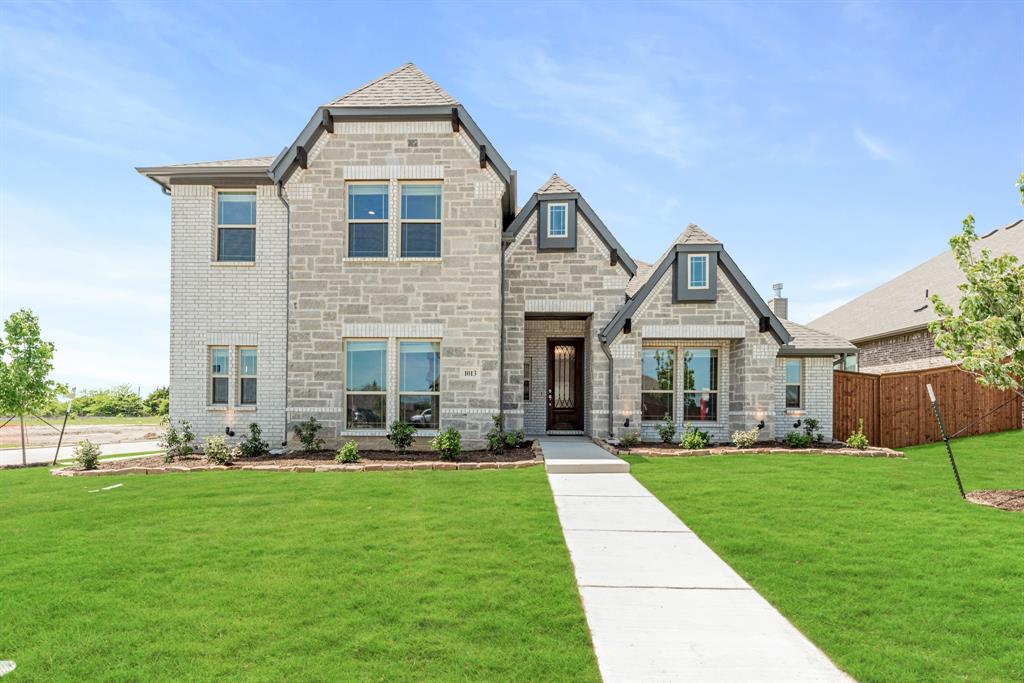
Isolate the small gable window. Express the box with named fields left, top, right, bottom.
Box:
left=688, top=254, right=709, bottom=289
left=547, top=203, right=568, bottom=238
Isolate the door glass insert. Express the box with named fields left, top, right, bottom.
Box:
left=552, top=344, right=577, bottom=409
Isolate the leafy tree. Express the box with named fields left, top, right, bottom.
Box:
left=0, top=309, right=60, bottom=464
left=929, top=176, right=1024, bottom=396
left=144, top=386, right=170, bottom=416
left=74, top=384, right=146, bottom=417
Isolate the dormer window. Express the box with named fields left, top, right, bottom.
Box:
left=547, top=203, right=568, bottom=238
left=688, top=254, right=709, bottom=289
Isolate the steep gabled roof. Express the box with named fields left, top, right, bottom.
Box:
left=537, top=173, right=576, bottom=194
left=809, top=219, right=1024, bottom=342
left=325, top=63, right=458, bottom=107
left=677, top=224, right=720, bottom=245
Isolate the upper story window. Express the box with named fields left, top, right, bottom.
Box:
left=347, top=184, right=388, bottom=258
left=683, top=348, right=718, bottom=421
left=238, top=348, right=257, bottom=406
left=345, top=340, right=387, bottom=429
left=785, top=359, right=802, bottom=409
left=641, top=348, right=674, bottom=421
left=210, top=347, right=229, bottom=405
left=401, top=184, right=442, bottom=258
left=688, top=254, right=709, bottom=289
left=216, top=191, right=256, bottom=262
left=547, top=203, right=568, bottom=238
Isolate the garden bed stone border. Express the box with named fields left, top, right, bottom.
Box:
left=50, top=442, right=545, bottom=477
left=595, top=439, right=903, bottom=459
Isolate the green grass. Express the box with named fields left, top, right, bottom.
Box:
left=627, top=429, right=1024, bottom=683
left=0, top=467, right=598, bottom=682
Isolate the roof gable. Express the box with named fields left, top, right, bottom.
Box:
left=537, top=173, right=577, bottom=194
left=325, top=63, right=458, bottom=107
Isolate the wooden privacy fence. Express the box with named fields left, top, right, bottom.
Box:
left=833, top=366, right=1022, bottom=449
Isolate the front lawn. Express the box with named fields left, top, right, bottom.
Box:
left=0, top=467, right=599, bottom=682
left=628, top=430, right=1024, bottom=683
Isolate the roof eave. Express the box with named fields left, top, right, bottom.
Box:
left=778, top=346, right=858, bottom=357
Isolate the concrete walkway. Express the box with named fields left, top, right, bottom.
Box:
left=542, top=439, right=848, bottom=682
left=540, top=436, right=629, bottom=473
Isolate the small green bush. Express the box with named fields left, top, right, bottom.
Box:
left=160, top=420, right=195, bottom=463
left=203, top=436, right=232, bottom=465
left=72, top=439, right=101, bottom=470
left=486, top=415, right=507, bottom=454
left=431, top=426, right=462, bottom=461
left=802, top=417, right=820, bottom=440
left=293, top=417, right=325, bottom=452
left=679, top=426, right=710, bottom=450
left=238, top=422, right=269, bottom=458
left=336, top=441, right=360, bottom=463
left=847, top=419, right=870, bottom=450
left=387, top=420, right=416, bottom=454
left=618, top=429, right=641, bottom=448
left=657, top=417, right=677, bottom=444
left=505, top=429, right=525, bottom=449
left=731, top=428, right=759, bottom=448
left=785, top=431, right=813, bottom=448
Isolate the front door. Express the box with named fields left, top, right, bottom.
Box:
left=547, top=338, right=584, bottom=431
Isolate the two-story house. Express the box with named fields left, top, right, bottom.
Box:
left=138, top=63, right=854, bottom=449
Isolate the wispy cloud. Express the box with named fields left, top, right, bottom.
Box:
left=854, top=126, right=900, bottom=162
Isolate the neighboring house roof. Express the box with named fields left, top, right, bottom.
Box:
left=504, top=175, right=639, bottom=277
left=325, top=63, right=458, bottom=107
left=778, top=319, right=858, bottom=357
left=809, top=219, right=1024, bottom=343
left=601, top=225, right=793, bottom=346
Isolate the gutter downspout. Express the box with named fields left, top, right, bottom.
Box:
left=599, top=335, right=614, bottom=437
left=498, top=226, right=507, bottom=428
left=276, top=179, right=291, bottom=448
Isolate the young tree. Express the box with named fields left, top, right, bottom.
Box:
left=0, top=309, right=60, bottom=464
left=929, top=176, right=1024, bottom=396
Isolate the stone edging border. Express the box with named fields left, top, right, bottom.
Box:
left=593, top=438, right=903, bottom=459
left=51, top=441, right=546, bottom=477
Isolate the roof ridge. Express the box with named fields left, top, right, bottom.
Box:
left=325, top=63, right=458, bottom=107
left=536, top=173, right=577, bottom=194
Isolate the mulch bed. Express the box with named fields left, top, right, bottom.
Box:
left=966, top=490, right=1024, bottom=512
left=611, top=442, right=903, bottom=458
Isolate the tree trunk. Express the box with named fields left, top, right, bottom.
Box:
left=19, top=414, right=26, bottom=466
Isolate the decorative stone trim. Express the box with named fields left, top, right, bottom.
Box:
left=207, top=332, right=259, bottom=345
left=601, top=442, right=904, bottom=458
left=525, top=299, right=594, bottom=313
left=640, top=324, right=745, bottom=339
left=51, top=459, right=543, bottom=477
left=339, top=323, right=444, bottom=338
left=342, top=165, right=445, bottom=180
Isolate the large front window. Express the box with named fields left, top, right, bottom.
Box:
left=641, top=348, right=674, bottom=421
left=399, top=341, right=440, bottom=428
left=345, top=341, right=387, bottom=429
left=216, top=191, right=256, bottom=262
left=682, top=348, right=718, bottom=421
left=401, top=184, right=442, bottom=257
left=347, top=184, right=388, bottom=257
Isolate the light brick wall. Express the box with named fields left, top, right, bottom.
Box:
left=503, top=210, right=630, bottom=437
left=773, top=356, right=834, bottom=440
left=857, top=329, right=942, bottom=370
left=168, top=184, right=288, bottom=445
left=284, top=120, right=503, bottom=449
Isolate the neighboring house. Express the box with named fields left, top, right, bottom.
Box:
left=138, top=63, right=852, bottom=448
left=810, top=220, right=1024, bottom=373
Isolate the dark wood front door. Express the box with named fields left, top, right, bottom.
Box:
left=547, top=338, right=584, bottom=431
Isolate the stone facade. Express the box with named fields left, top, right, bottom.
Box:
left=856, top=329, right=943, bottom=371
left=283, top=120, right=504, bottom=448
left=168, top=184, right=288, bottom=444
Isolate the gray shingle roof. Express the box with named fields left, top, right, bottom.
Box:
left=623, top=225, right=721, bottom=297
left=325, top=63, right=458, bottom=107
left=678, top=224, right=721, bottom=245
left=154, top=156, right=275, bottom=169
left=536, top=173, right=576, bottom=194
left=809, top=220, right=1024, bottom=342
left=779, top=319, right=857, bottom=355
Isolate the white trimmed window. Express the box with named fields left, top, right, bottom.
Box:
left=216, top=191, right=256, bottom=262
left=238, top=348, right=257, bottom=406
left=399, top=341, right=441, bottom=429
left=641, top=348, right=674, bottom=421
left=347, top=184, right=388, bottom=257
left=345, top=340, right=387, bottom=429
left=688, top=254, right=709, bottom=289
left=547, top=203, right=568, bottom=237
left=785, top=359, right=803, bottom=409
left=401, top=184, right=442, bottom=257
left=210, top=347, right=229, bottom=405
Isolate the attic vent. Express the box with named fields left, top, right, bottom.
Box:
left=407, top=138, right=419, bottom=147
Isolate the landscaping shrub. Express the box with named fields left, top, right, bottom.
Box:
left=238, top=422, right=269, bottom=458
left=802, top=417, right=820, bottom=440
left=486, top=414, right=508, bottom=454
left=618, top=429, right=641, bottom=448
left=160, top=420, right=195, bottom=463
left=72, top=439, right=101, bottom=470
left=203, top=436, right=232, bottom=465
left=505, top=429, right=526, bottom=449
left=336, top=441, right=360, bottom=463
left=731, top=428, right=759, bottom=448
left=657, top=417, right=677, bottom=444
left=386, top=420, right=416, bottom=454
left=431, top=426, right=462, bottom=461
left=785, top=431, right=813, bottom=448
left=847, top=419, right=870, bottom=450
left=293, top=417, right=324, bottom=452
left=679, top=426, right=710, bottom=450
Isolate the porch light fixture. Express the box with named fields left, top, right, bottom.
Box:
left=792, top=419, right=801, bottom=428
left=756, top=420, right=765, bottom=430
left=225, top=427, right=235, bottom=437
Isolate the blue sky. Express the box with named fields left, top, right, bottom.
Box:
left=1, top=1, right=1021, bottom=393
